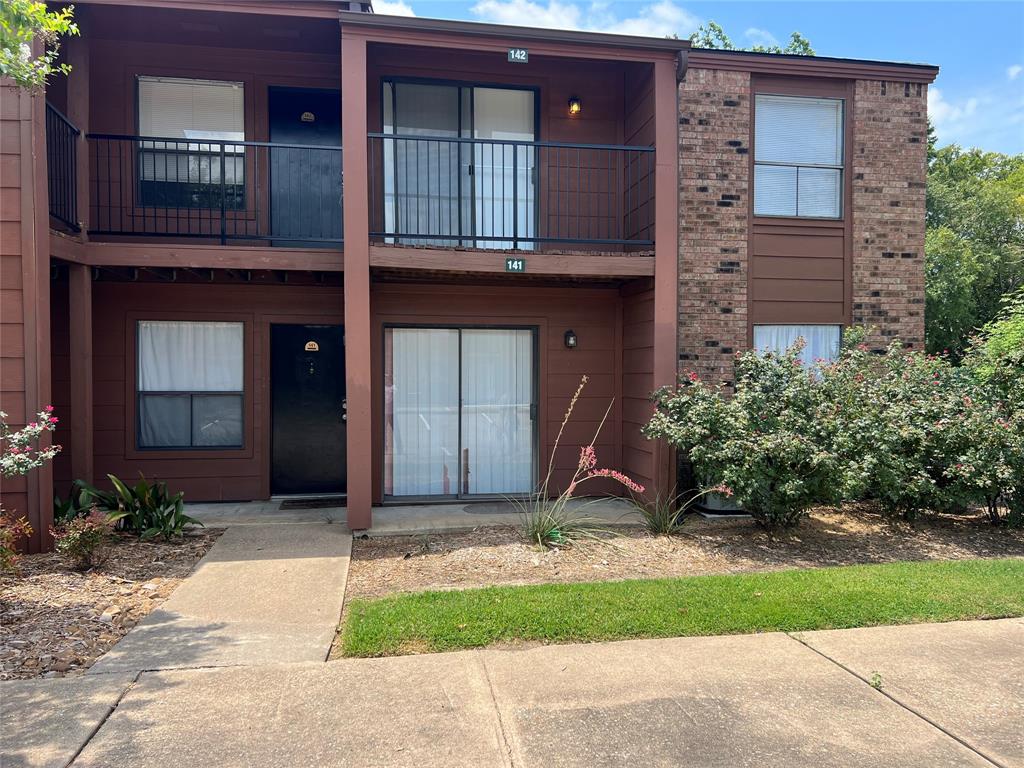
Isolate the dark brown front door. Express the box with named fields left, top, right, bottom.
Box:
left=271, top=324, right=346, bottom=495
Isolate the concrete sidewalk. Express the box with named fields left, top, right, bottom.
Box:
left=87, top=523, right=352, bottom=674
left=5, top=618, right=1018, bottom=768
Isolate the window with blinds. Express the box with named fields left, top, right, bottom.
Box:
left=137, top=77, right=245, bottom=209
left=754, top=94, right=844, bottom=218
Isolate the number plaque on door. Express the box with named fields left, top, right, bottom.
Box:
left=505, top=257, right=526, bottom=273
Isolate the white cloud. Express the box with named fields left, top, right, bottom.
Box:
left=373, top=0, right=416, bottom=16
left=470, top=0, right=700, bottom=38
left=1008, top=64, right=1023, bottom=81
left=928, top=87, right=979, bottom=128
left=744, top=27, right=778, bottom=49
left=929, top=84, right=1024, bottom=154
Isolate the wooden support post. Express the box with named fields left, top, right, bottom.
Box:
left=652, top=57, right=680, bottom=497
left=340, top=30, right=373, bottom=530
left=68, top=263, right=93, bottom=484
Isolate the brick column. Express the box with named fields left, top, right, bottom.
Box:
left=677, top=68, right=751, bottom=386
left=852, top=80, right=929, bottom=351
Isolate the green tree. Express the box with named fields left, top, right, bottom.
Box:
left=0, top=0, right=77, bottom=89
left=689, top=21, right=815, bottom=55
left=925, top=146, right=1024, bottom=358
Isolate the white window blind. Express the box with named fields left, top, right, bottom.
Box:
left=754, top=325, right=842, bottom=365
left=138, top=76, right=244, bottom=142
left=754, top=94, right=843, bottom=218
left=137, top=321, right=244, bottom=448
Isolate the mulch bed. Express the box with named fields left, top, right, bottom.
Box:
left=344, top=505, right=1024, bottom=603
left=0, top=529, right=221, bottom=679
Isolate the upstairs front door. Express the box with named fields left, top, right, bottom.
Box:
left=268, top=87, right=342, bottom=245
left=271, top=324, right=346, bottom=495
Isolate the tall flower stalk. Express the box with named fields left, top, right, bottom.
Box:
left=518, top=376, right=644, bottom=547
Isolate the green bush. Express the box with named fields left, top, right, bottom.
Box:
left=646, top=328, right=1023, bottom=528
left=0, top=511, right=32, bottom=573
left=105, top=473, right=202, bottom=540
left=50, top=508, right=115, bottom=570
left=645, top=343, right=841, bottom=529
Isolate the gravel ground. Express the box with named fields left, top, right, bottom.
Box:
left=0, top=529, right=221, bottom=679
left=344, top=505, right=1024, bottom=602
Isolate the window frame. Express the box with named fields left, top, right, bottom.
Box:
left=135, top=75, right=247, bottom=212
left=752, top=90, right=847, bottom=221
left=131, top=317, right=250, bottom=454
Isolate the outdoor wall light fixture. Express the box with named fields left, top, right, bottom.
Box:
left=567, top=96, right=582, bottom=116
left=564, top=329, right=578, bottom=349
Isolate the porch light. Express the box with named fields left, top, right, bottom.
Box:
left=567, top=96, right=582, bottom=116
left=564, top=329, right=578, bottom=349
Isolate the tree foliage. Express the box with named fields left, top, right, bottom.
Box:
left=0, top=0, right=77, bottom=90
left=689, top=21, right=815, bottom=55
left=925, top=145, right=1024, bottom=358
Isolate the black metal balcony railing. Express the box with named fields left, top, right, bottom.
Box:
left=368, top=134, right=654, bottom=250
left=45, top=104, right=80, bottom=231
left=86, top=134, right=343, bottom=245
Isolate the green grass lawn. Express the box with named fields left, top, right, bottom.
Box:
left=340, top=557, right=1024, bottom=657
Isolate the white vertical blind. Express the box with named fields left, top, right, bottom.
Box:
left=461, top=329, right=533, bottom=494
left=386, top=328, right=460, bottom=496
left=138, top=76, right=244, bottom=141
left=753, top=325, right=842, bottom=364
left=754, top=94, right=843, bottom=218
left=138, top=321, right=243, bottom=392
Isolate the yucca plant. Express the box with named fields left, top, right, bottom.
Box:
left=516, top=375, right=644, bottom=548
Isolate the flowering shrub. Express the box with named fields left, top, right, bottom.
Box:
left=646, top=327, right=1024, bottom=528
left=51, top=507, right=116, bottom=570
left=0, top=511, right=33, bottom=573
left=1, top=407, right=61, bottom=477
left=517, top=375, right=644, bottom=547
left=645, top=342, right=840, bottom=529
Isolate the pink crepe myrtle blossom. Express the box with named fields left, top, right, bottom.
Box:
left=1, top=408, right=62, bottom=478
left=688, top=371, right=699, bottom=383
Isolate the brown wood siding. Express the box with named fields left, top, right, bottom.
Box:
left=619, top=280, right=655, bottom=494
left=83, top=282, right=343, bottom=500
left=368, top=283, right=627, bottom=503
left=747, top=76, right=853, bottom=337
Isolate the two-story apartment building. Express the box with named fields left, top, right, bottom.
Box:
left=0, top=0, right=937, bottom=550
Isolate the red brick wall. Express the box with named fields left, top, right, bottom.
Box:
left=677, top=68, right=751, bottom=385
left=851, top=79, right=929, bottom=351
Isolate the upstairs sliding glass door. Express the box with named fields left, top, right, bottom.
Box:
left=384, top=327, right=536, bottom=498
left=382, top=80, right=536, bottom=249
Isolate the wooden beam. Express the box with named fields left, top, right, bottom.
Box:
left=368, top=245, right=655, bottom=278
left=68, top=263, right=94, bottom=484
left=51, top=241, right=344, bottom=272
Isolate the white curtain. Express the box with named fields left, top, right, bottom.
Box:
left=138, top=321, right=244, bottom=392
left=754, top=94, right=843, bottom=218
left=386, top=329, right=460, bottom=496
left=461, top=329, right=533, bottom=494
left=138, top=76, right=244, bottom=142
left=753, top=325, right=841, bottom=365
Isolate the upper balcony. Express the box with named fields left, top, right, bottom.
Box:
left=43, top=2, right=679, bottom=274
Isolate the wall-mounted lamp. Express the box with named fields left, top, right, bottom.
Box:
left=567, top=96, right=582, bottom=116
left=564, top=329, right=578, bottom=349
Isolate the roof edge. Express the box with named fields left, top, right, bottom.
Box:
left=339, top=11, right=691, bottom=54
left=688, top=48, right=939, bottom=83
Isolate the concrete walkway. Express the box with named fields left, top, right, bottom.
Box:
left=186, top=498, right=641, bottom=534
left=3, top=618, right=1019, bottom=768
left=87, top=523, right=352, bottom=674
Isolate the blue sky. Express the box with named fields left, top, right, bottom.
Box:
left=372, top=0, right=1024, bottom=154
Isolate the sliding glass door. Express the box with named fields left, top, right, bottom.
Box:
left=384, top=327, right=536, bottom=498
left=382, top=80, right=536, bottom=249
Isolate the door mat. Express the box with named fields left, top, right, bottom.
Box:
left=278, top=497, right=346, bottom=510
